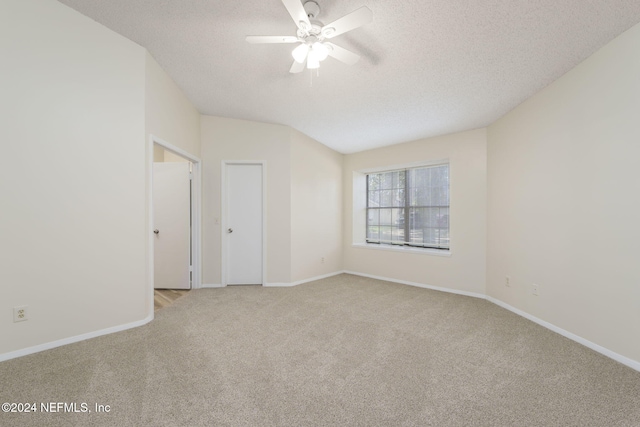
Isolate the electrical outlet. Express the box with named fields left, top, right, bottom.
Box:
left=13, top=306, right=28, bottom=322
left=532, top=284, right=539, bottom=296
left=505, top=276, right=511, bottom=287
left=321, top=257, right=325, bottom=264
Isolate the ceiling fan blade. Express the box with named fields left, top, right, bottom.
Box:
left=246, top=36, right=299, bottom=44
left=289, top=60, right=305, bottom=73
left=281, top=0, right=311, bottom=32
left=325, top=42, right=360, bottom=66
left=321, top=6, right=373, bottom=39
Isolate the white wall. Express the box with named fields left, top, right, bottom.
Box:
left=290, top=129, right=343, bottom=282
left=201, top=116, right=292, bottom=285
left=487, top=23, right=640, bottom=364
left=343, top=129, right=487, bottom=294
left=0, top=0, right=147, bottom=356
left=145, top=52, right=201, bottom=157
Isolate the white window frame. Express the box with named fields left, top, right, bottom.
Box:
left=352, top=159, right=452, bottom=257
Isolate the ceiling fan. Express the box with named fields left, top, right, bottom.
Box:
left=246, top=0, right=373, bottom=73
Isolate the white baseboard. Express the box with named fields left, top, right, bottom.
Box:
left=0, top=313, right=154, bottom=363
left=204, top=272, right=346, bottom=288
left=4, top=274, right=638, bottom=373
left=201, top=283, right=225, bottom=288
left=343, top=270, right=486, bottom=299
left=343, top=271, right=639, bottom=372
left=485, top=296, right=640, bottom=372
left=265, top=271, right=346, bottom=287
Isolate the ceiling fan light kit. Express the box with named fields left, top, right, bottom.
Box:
left=246, top=0, right=373, bottom=74
left=292, top=43, right=310, bottom=63
left=312, top=42, right=329, bottom=60
left=307, top=53, right=320, bottom=69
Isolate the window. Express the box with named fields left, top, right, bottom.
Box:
left=366, top=164, right=449, bottom=250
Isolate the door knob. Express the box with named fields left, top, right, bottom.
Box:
left=153, top=229, right=159, bottom=234
left=228, top=228, right=233, bottom=233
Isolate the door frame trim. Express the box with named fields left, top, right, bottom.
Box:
left=221, top=160, right=267, bottom=286
left=148, top=135, right=202, bottom=317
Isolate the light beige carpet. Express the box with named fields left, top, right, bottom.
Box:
left=1, top=274, right=639, bottom=426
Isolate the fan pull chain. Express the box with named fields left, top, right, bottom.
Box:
left=308, top=68, right=321, bottom=87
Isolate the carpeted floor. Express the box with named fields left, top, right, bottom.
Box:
left=1, top=273, right=639, bottom=426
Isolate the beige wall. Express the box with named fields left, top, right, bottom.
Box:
left=145, top=52, right=200, bottom=157
left=343, top=129, right=487, bottom=295
left=0, top=0, right=147, bottom=356
left=200, top=118, right=344, bottom=286
left=163, top=151, right=190, bottom=163
left=487, top=23, right=640, bottom=363
left=153, top=144, right=165, bottom=162
left=201, top=116, right=292, bottom=285
left=153, top=148, right=191, bottom=163
left=290, top=129, right=344, bottom=282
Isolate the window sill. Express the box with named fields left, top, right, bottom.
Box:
left=351, top=243, right=452, bottom=257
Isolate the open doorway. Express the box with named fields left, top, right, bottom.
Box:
left=148, top=136, right=201, bottom=314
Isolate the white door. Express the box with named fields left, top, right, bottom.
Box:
left=227, top=164, right=263, bottom=285
left=153, top=162, right=191, bottom=289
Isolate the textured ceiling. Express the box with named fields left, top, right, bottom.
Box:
left=57, top=0, right=640, bottom=153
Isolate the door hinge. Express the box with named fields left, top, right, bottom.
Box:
left=189, top=265, right=193, bottom=272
